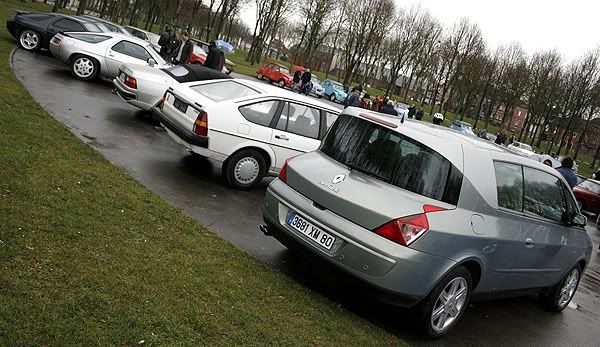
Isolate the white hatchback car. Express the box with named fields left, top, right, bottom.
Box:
left=152, top=79, right=340, bottom=189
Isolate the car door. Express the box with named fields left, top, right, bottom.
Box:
left=514, top=166, right=571, bottom=287
left=270, top=101, right=324, bottom=170
left=48, top=18, right=85, bottom=39
left=105, top=40, right=153, bottom=76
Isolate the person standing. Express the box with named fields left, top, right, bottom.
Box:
left=415, top=108, right=424, bottom=120
left=407, top=104, right=416, bottom=119
left=556, top=157, right=577, bottom=188
left=292, top=69, right=302, bottom=92
left=360, top=93, right=371, bottom=109
left=173, top=32, right=193, bottom=65
left=158, top=25, right=177, bottom=62
left=204, top=40, right=225, bottom=71
left=593, top=168, right=600, bottom=180
left=344, top=86, right=361, bottom=108
left=301, top=69, right=312, bottom=95
left=380, top=100, right=399, bottom=116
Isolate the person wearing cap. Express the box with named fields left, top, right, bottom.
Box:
left=344, top=85, right=362, bottom=108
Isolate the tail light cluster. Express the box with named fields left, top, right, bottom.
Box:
left=123, top=75, right=137, bottom=89
left=193, top=111, right=208, bottom=136
left=373, top=204, right=446, bottom=246
left=51, top=36, right=62, bottom=45
left=278, top=159, right=290, bottom=182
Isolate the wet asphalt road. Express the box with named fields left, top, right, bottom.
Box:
left=12, top=48, right=600, bottom=346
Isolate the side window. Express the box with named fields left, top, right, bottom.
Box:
left=523, top=167, right=566, bottom=223
left=325, top=112, right=338, bottom=129
left=276, top=102, right=321, bottom=139
left=494, top=162, right=523, bottom=211
left=563, top=184, right=579, bottom=216
left=53, top=18, right=85, bottom=32
left=111, top=41, right=151, bottom=61
left=239, top=100, right=279, bottom=127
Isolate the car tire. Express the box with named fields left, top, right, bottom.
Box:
left=278, top=79, right=285, bottom=88
left=541, top=264, right=581, bottom=312
left=257, top=73, right=263, bottom=80
left=70, top=55, right=99, bottom=81
left=418, top=266, right=472, bottom=338
left=223, top=149, right=266, bottom=190
left=19, top=29, right=41, bottom=51
left=329, top=94, right=336, bottom=102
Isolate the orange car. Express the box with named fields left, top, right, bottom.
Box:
left=256, top=63, right=292, bottom=88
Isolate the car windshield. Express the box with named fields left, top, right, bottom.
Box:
left=332, top=82, right=343, bottom=90
left=149, top=46, right=167, bottom=65
left=520, top=143, right=533, bottom=151
left=320, top=115, right=463, bottom=205
left=82, top=22, right=103, bottom=32
left=68, top=33, right=111, bottom=43
left=193, top=46, right=206, bottom=56
left=280, top=66, right=290, bottom=75
left=189, top=80, right=260, bottom=102
left=578, top=180, right=600, bottom=193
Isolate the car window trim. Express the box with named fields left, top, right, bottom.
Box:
left=236, top=99, right=282, bottom=128
left=277, top=101, right=322, bottom=140
left=111, top=40, right=150, bottom=61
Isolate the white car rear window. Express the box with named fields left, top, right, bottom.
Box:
left=189, top=81, right=260, bottom=102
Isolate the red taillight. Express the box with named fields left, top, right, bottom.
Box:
left=279, top=159, right=290, bottom=182
left=124, top=76, right=137, bottom=89
left=193, top=111, right=208, bottom=136
left=52, top=36, right=62, bottom=45
left=373, top=205, right=446, bottom=246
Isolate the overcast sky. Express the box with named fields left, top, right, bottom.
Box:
left=239, top=0, right=599, bottom=61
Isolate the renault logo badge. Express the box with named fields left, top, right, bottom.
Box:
left=332, top=174, right=346, bottom=184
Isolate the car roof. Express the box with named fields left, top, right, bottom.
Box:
left=341, top=107, right=555, bottom=174
left=233, top=79, right=340, bottom=112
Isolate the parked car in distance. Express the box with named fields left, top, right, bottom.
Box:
left=113, top=63, right=231, bottom=111
left=188, top=45, right=230, bottom=74
left=261, top=108, right=592, bottom=337
left=50, top=32, right=169, bottom=80
left=321, top=79, right=347, bottom=103
left=309, top=75, right=323, bottom=98
left=256, top=63, right=292, bottom=88
left=79, top=15, right=133, bottom=37
left=7, top=11, right=104, bottom=51
left=450, top=120, right=476, bottom=136
left=573, top=179, right=600, bottom=214
left=124, top=25, right=160, bottom=49
left=507, top=141, right=537, bottom=159
left=152, top=79, right=339, bottom=189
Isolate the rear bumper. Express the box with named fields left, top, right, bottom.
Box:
left=151, top=107, right=208, bottom=148
left=262, top=180, right=457, bottom=307
left=112, top=77, right=156, bottom=111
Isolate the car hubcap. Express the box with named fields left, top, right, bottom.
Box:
left=330, top=94, right=335, bottom=101
left=431, top=277, right=468, bottom=333
left=74, top=58, right=94, bottom=78
left=234, top=157, right=259, bottom=184
left=559, top=269, right=579, bottom=307
left=20, top=32, right=38, bottom=49
left=257, top=74, right=262, bottom=79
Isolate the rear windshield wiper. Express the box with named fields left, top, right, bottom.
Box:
left=346, top=162, right=390, bottom=183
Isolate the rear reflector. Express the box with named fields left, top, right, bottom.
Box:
left=279, top=159, right=290, bottom=182
left=52, top=37, right=62, bottom=45
left=373, top=205, right=446, bottom=246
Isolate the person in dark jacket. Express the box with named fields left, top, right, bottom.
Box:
left=380, top=100, right=399, bottom=116
left=158, top=26, right=178, bottom=62
left=556, top=157, right=577, bottom=188
left=344, top=86, right=361, bottom=108
left=292, top=69, right=302, bottom=92
left=173, top=32, right=193, bottom=65
left=204, top=40, right=225, bottom=71
left=407, top=104, right=416, bottom=119
left=301, top=69, right=312, bottom=95
left=415, top=108, right=424, bottom=120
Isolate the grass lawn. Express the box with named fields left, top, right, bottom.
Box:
left=0, top=1, right=406, bottom=345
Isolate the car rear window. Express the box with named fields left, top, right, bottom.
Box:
left=320, top=115, right=463, bottom=205
left=24, top=14, right=51, bottom=21
left=189, top=81, right=260, bottom=102
left=67, top=33, right=110, bottom=43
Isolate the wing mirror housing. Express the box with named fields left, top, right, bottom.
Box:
left=566, top=212, right=587, bottom=227
left=147, top=58, right=156, bottom=67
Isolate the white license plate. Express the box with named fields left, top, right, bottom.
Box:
left=287, top=212, right=336, bottom=250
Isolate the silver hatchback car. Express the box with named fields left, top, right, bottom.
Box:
left=261, top=108, right=592, bottom=337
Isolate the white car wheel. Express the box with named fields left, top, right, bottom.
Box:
left=19, top=30, right=40, bottom=51
left=71, top=56, right=98, bottom=81
left=329, top=94, right=336, bottom=102
left=257, top=73, right=263, bottom=80
left=278, top=80, right=285, bottom=88
left=224, top=149, right=266, bottom=190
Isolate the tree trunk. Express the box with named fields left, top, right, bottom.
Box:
left=591, top=143, right=600, bottom=169
left=574, top=108, right=595, bottom=160
left=76, top=0, right=87, bottom=15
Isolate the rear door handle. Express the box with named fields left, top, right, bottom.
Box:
left=275, top=134, right=289, bottom=141
left=525, top=238, right=535, bottom=248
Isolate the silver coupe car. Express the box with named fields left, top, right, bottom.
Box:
left=113, top=63, right=231, bottom=111
left=49, top=32, right=169, bottom=81
left=261, top=107, right=592, bottom=337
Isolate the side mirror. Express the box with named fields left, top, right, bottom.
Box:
left=147, top=58, right=156, bottom=67
left=571, top=213, right=587, bottom=227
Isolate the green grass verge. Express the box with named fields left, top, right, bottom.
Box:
left=0, top=1, right=405, bottom=345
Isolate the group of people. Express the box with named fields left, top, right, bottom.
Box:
left=157, top=26, right=224, bottom=71
left=291, top=69, right=313, bottom=95
left=493, top=132, right=515, bottom=146
left=342, top=85, right=402, bottom=117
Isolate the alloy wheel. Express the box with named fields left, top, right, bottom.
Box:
left=234, top=157, right=260, bottom=184
left=20, top=31, right=39, bottom=50
left=430, top=277, right=468, bottom=333
left=558, top=268, right=579, bottom=308
left=73, top=57, right=95, bottom=78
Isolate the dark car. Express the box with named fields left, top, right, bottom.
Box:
left=573, top=179, right=600, bottom=214
left=6, top=11, right=103, bottom=51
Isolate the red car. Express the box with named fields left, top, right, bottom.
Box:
left=573, top=179, right=600, bottom=214
left=256, top=63, right=292, bottom=88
